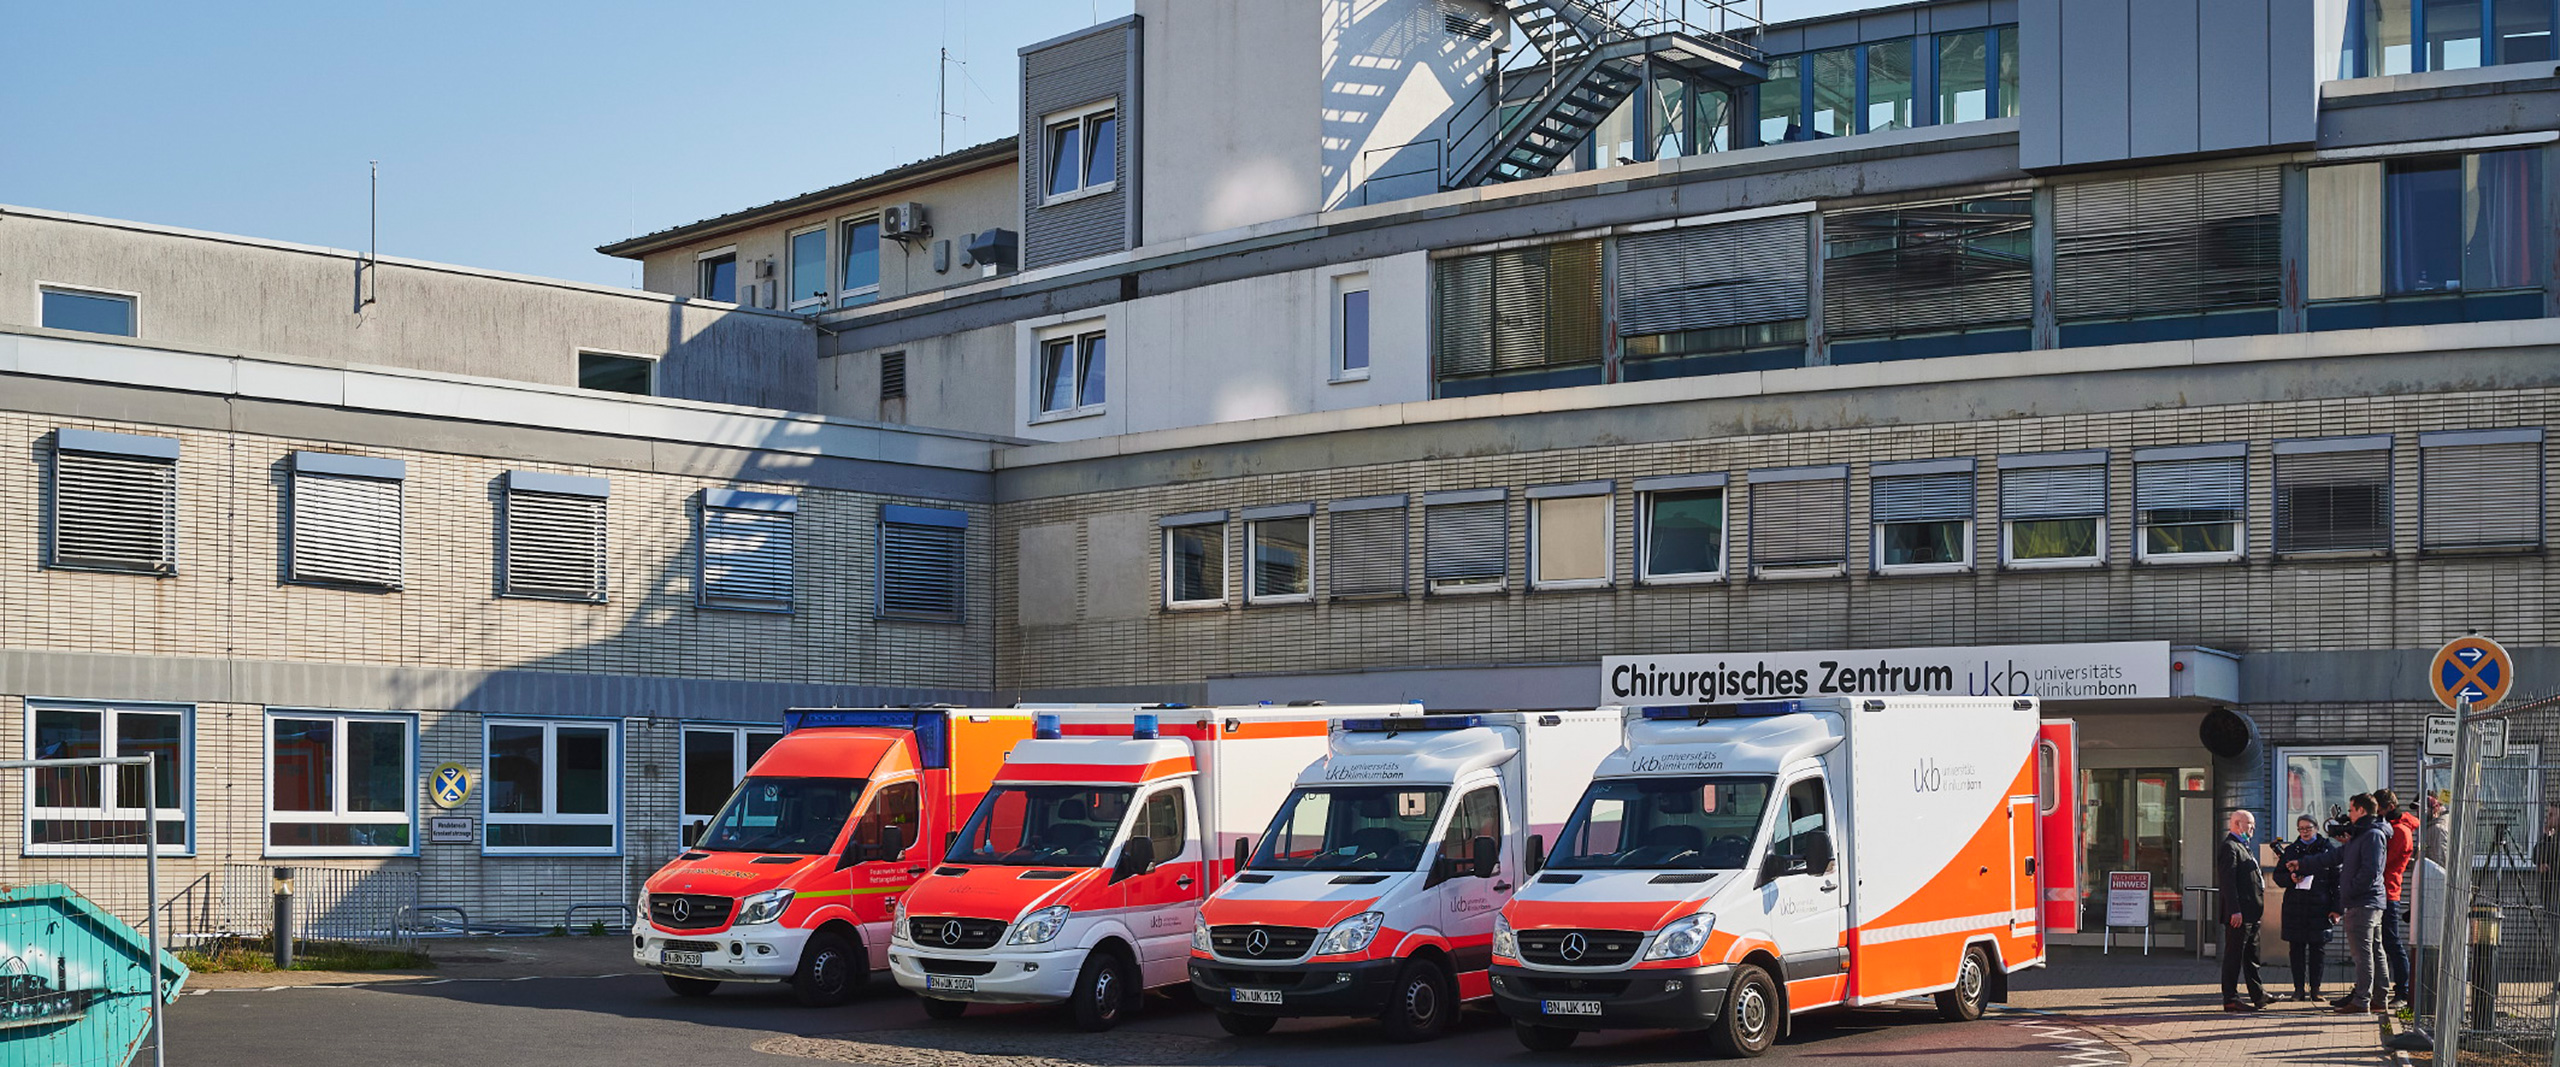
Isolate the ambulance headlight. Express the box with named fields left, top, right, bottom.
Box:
left=1008, top=904, right=1072, bottom=945
left=1313, top=911, right=1385, bottom=955
left=634, top=888, right=649, bottom=930
left=1644, top=913, right=1716, bottom=961
left=891, top=896, right=910, bottom=941
left=736, top=888, right=794, bottom=926
left=1192, top=917, right=1212, bottom=953
left=1493, top=913, right=1518, bottom=959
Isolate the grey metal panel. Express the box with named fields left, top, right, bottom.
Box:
left=1860, top=10, right=1918, bottom=38
left=1924, top=1, right=1993, bottom=31
left=1749, top=464, right=1848, bottom=484
left=882, top=503, right=969, bottom=528
left=2016, top=0, right=2065, bottom=169
left=2266, top=0, right=2317, bottom=147
left=2275, top=434, right=2392, bottom=455
left=1239, top=502, right=1314, bottom=521
left=2058, top=0, right=2131, bottom=166
left=1871, top=457, right=1976, bottom=478
left=1422, top=487, right=1506, bottom=506
left=1526, top=480, right=1612, bottom=500
left=2421, top=427, right=2545, bottom=448
left=1330, top=494, right=1408, bottom=513
left=2127, top=0, right=2201, bottom=159
left=1158, top=509, right=1229, bottom=527
left=56, top=427, right=179, bottom=460
left=702, top=487, right=797, bottom=512
left=1990, top=0, right=2020, bottom=20
left=1631, top=473, right=1727, bottom=493
left=2133, top=442, right=2248, bottom=463
left=508, top=470, right=610, bottom=498
left=1802, top=19, right=1860, bottom=49
left=1999, top=448, right=2109, bottom=469
left=291, top=451, right=405, bottom=481
left=1760, top=26, right=1803, bottom=53
left=1022, top=21, right=1134, bottom=270
left=2196, top=0, right=2272, bottom=153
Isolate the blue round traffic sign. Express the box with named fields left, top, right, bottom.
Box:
left=2432, top=635, right=2514, bottom=711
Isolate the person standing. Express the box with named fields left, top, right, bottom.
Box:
left=2219, top=809, right=2269, bottom=1011
left=2292, top=794, right=2390, bottom=1014
left=2534, top=804, right=2560, bottom=1002
left=2376, top=788, right=2419, bottom=1004
left=2278, top=815, right=2340, bottom=1002
left=2421, top=792, right=2449, bottom=869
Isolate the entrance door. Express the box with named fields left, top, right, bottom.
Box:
left=2079, top=767, right=2188, bottom=932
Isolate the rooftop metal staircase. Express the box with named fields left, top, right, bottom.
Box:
left=1448, top=0, right=1768, bottom=188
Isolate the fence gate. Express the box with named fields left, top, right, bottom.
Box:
left=0, top=755, right=183, bottom=1067
left=2427, top=692, right=2560, bottom=1066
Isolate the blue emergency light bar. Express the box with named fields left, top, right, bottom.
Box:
left=1639, top=701, right=1804, bottom=721
left=1133, top=714, right=1159, bottom=739
left=1035, top=713, right=1063, bottom=740
left=1341, top=714, right=1484, bottom=733
left=781, top=708, right=951, bottom=769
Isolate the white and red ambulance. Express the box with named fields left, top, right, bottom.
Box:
left=1187, top=711, right=1620, bottom=1040
left=1491, top=697, right=2070, bottom=1057
left=888, top=706, right=1405, bottom=1029
left=631, top=706, right=1139, bottom=1005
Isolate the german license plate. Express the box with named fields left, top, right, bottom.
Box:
left=1231, top=987, right=1282, bottom=1005
left=925, top=975, right=977, bottom=993
left=1542, top=999, right=1602, bottom=1016
left=663, top=950, right=703, bottom=967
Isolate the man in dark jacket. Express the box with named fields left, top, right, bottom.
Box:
left=2218, top=809, right=2268, bottom=1011
left=2292, top=794, right=2391, bottom=1013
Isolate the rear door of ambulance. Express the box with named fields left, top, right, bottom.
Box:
left=1843, top=699, right=2040, bottom=1003
left=2036, top=720, right=2080, bottom=936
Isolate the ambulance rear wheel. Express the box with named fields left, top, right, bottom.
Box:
left=1705, top=963, right=1779, bottom=1058
left=1935, top=944, right=1991, bottom=1022
left=1512, top=1022, right=1578, bottom=1051
left=921, top=997, right=968, bottom=1020
left=663, top=975, right=719, bottom=998
left=790, top=931, right=861, bottom=1007
left=1379, top=958, right=1456, bottom=1042
left=1070, top=950, right=1135, bottom=1031
left=1216, top=1011, right=1276, bottom=1036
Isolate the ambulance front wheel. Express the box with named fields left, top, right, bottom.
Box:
left=1216, top=1011, right=1276, bottom=1036
left=1379, top=957, right=1457, bottom=1042
left=791, top=930, right=862, bottom=1007
left=1512, top=1022, right=1578, bottom=1051
left=1934, top=944, right=1991, bottom=1022
left=1070, top=949, right=1137, bottom=1031
left=921, top=997, right=968, bottom=1020
left=1704, top=963, right=1779, bottom=1058
left=662, top=975, right=719, bottom=998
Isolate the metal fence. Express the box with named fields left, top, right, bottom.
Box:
left=0, top=756, right=177, bottom=1067
left=2425, top=691, right=2560, bottom=1067
left=207, top=863, right=422, bottom=953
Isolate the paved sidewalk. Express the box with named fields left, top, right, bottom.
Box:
left=184, top=933, right=636, bottom=989
left=2011, top=946, right=2393, bottom=1064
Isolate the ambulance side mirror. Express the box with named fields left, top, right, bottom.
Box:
left=1472, top=836, right=1499, bottom=879
left=1759, top=852, right=1803, bottom=885
left=1803, top=831, right=1834, bottom=876
left=875, top=824, right=908, bottom=862
left=943, top=830, right=960, bottom=858
left=1112, top=836, right=1156, bottom=883
left=1526, top=834, right=1546, bottom=876
left=1232, top=836, right=1252, bottom=878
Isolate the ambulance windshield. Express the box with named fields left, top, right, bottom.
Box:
left=1549, top=776, right=1772, bottom=871
left=697, top=776, right=864, bottom=855
left=1248, top=786, right=1447, bottom=873
left=948, top=784, right=1137, bottom=866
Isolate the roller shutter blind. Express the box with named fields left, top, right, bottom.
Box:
left=51, top=441, right=178, bottom=575
left=1822, top=194, right=2033, bottom=338
left=2276, top=447, right=2391, bottom=553
left=880, top=506, right=967, bottom=620
left=699, top=494, right=794, bottom=611
left=2134, top=457, right=2247, bottom=518
left=502, top=479, right=607, bottom=601
left=1871, top=471, right=1973, bottom=524
left=1328, top=503, right=1408, bottom=598
left=1423, top=500, right=1507, bottom=584
left=1750, top=477, right=1846, bottom=568
left=2054, top=167, right=2283, bottom=321
left=2421, top=437, right=2545, bottom=550
left=2000, top=465, right=2107, bottom=520
left=1616, top=215, right=1810, bottom=336
left=1434, top=240, right=1603, bottom=380
left=290, top=470, right=403, bottom=589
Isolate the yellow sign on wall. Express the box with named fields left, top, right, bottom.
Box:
left=429, top=763, right=475, bottom=809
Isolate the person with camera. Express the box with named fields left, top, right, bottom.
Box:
left=2290, top=793, right=2391, bottom=1014
left=2278, top=814, right=2341, bottom=1002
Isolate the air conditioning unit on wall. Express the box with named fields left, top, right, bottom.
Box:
left=880, top=202, right=929, bottom=240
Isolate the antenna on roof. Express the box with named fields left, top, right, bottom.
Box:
left=939, top=48, right=970, bottom=154
left=360, top=160, right=380, bottom=310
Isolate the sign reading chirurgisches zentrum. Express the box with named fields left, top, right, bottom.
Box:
left=1601, top=642, right=2175, bottom=704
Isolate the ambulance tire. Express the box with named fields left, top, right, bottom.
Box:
left=1379, top=958, right=1456, bottom=1042
left=1070, top=950, right=1136, bottom=1031
left=1215, top=1011, right=1276, bottom=1036
left=662, top=975, right=720, bottom=998
left=790, top=930, right=862, bottom=1007
left=1705, top=963, right=1779, bottom=1059
left=1511, top=1022, right=1578, bottom=1051
left=1935, top=944, right=1992, bottom=1022
left=921, top=997, right=968, bottom=1020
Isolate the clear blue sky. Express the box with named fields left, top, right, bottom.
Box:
left=3, top=0, right=1848, bottom=288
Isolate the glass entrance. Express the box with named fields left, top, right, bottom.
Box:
left=2082, top=766, right=2195, bottom=929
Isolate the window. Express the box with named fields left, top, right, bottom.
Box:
left=485, top=720, right=618, bottom=854
left=40, top=285, right=136, bottom=336
left=1434, top=239, right=1604, bottom=396
left=2054, top=168, right=2283, bottom=343
left=2134, top=445, right=2248, bottom=563
left=2500, top=0, right=2555, bottom=62
left=1822, top=195, right=2034, bottom=359
left=1162, top=511, right=1228, bottom=608
left=699, top=488, right=796, bottom=612
left=850, top=780, right=923, bottom=859
left=787, top=227, right=829, bottom=311
left=500, top=471, right=609, bottom=602
left=25, top=701, right=189, bottom=855
left=1128, top=787, right=1187, bottom=867
left=1636, top=476, right=1726, bottom=583
left=879, top=351, right=907, bottom=402
left=1757, top=55, right=1802, bottom=143
left=1936, top=31, right=1992, bottom=123
left=1245, top=505, right=1313, bottom=604
left=1423, top=489, right=1507, bottom=593
left=840, top=219, right=882, bottom=306
left=2275, top=436, right=2393, bottom=555
left=879, top=504, right=968, bottom=621
left=1808, top=47, right=1855, bottom=138
left=1336, top=277, right=1371, bottom=378
left=2419, top=427, right=2546, bottom=551
left=1872, top=459, right=1975, bottom=574
left=1616, top=214, right=1810, bottom=380
left=1328, top=495, right=1409, bottom=598
left=2429, top=0, right=2486, bottom=68
left=2278, top=747, right=2387, bottom=828
left=1996, top=29, right=2018, bottom=118
left=1864, top=38, right=1915, bottom=133
left=680, top=726, right=783, bottom=847
left=2312, top=149, right=2543, bottom=310
left=288, top=451, right=405, bottom=590
left=1037, top=327, right=1107, bottom=416
left=1768, top=777, right=1831, bottom=866
left=1999, top=451, right=2108, bottom=568
left=1044, top=104, right=1118, bottom=201
left=1748, top=465, right=1847, bottom=578
left=48, top=428, right=178, bottom=576
left=1529, top=484, right=1611, bottom=590
left=577, top=351, right=654, bottom=395
left=697, top=250, right=738, bottom=303
left=1435, top=786, right=1503, bottom=875
left=267, top=711, right=413, bottom=855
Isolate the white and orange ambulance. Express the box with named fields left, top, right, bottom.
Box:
left=1187, top=711, right=1620, bottom=1040
left=1491, top=697, right=2063, bottom=1057
left=631, top=706, right=1138, bottom=1006
left=888, top=706, right=1406, bottom=1029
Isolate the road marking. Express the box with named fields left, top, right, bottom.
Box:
left=2004, top=1012, right=2132, bottom=1066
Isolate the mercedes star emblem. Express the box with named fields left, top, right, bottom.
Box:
left=941, top=919, right=963, bottom=946
left=1559, top=932, right=1588, bottom=962
left=669, top=898, right=690, bottom=923
left=1245, top=928, right=1271, bottom=956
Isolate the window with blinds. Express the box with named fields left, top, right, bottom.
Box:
left=1423, top=490, right=1508, bottom=592
left=1528, top=484, right=1612, bottom=589
left=699, top=489, right=796, bottom=612
left=288, top=452, right=405, bottom=589
left=1617, top=215, right=1810, bottom=338
left=1998, top=452, right=2108, bottom=566
left=2133, top=445, right=2247, bottom=562
left=1749, top=467, right=1847, bottom=577
left=2420, top=428, right=2546, bottom=552
left=880, top=505, right=968, bottom=620
left=48, top=428, right=179, bottom=576
left=1162, top=510, right=1229, bottom=607
left=1433, top=239, right=1603, bottom=395
left=1243, top=503, right=1314, bottom=604
left=1822, top=194, right=2032, bottom=345
left=501, top=471, right=609, bottom=602
left=1871, top=459, right=1975, bottom=572
left=2053, top=167, right=2282, bottom=336
left=1328, top=496, right=1409, bottom=599
left=2275, top=437, right=2392, bottom=555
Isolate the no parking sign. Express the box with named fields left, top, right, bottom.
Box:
left=2432, top=634, right=2514, bottom=712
